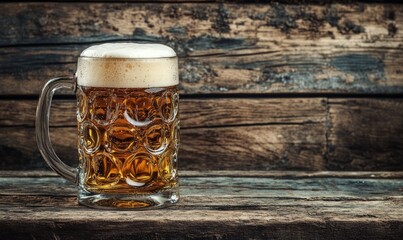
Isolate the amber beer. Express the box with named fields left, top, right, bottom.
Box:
left=77, top=86, right=179, bottom=193
left=75, top=43, right=179, bottom=208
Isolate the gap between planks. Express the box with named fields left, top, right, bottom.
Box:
left=1, top=170, right=402, bottom=179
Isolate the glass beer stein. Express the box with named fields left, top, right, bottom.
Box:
left=36, top=43, right=180, bottom=209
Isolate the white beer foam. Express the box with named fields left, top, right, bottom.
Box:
left=76, top=43, right=178, bottom=88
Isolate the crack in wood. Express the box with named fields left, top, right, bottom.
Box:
left=182, top=121, right=320, bottom=129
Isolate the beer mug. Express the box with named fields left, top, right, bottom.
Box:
left=36, top=43, right=180, bottom=209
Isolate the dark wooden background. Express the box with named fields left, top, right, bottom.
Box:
left=0, top=0, right=402, bottom=171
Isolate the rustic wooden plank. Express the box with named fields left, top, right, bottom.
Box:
left=1, top=98, right=327, bottom=171
left=328, top=98, right=403, bottom=170
left=3, top=46, right=403, bottom=95
left=1, top=3, right=402, bottom=94
left=1, top=98, right=403, bottom=171
left=0, top=98, right=325, bottom=127
left=0, top=127, right=76, bottom=170
left=3, top=3, right=402, bottom=46
left=2, top=170, right=403, bottom=178
left=1, top=174, right=403, bottom=198
left=2, top=1, right=396, bottom=3
left=179, top=170, right=403, bottom=178
left=1, top=216, right=401, bottom=240
left=0, top=172, right=402, bottom=239
left=0, top=123, right=325, bottom=170
left=182, top=124, right=325, bottom=170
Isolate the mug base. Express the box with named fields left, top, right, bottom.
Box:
left=78, top=186, right=179, bottom=210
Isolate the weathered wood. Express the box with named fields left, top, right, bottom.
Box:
left=182, top=124, right=325, bottom=170
left=0, top=124, right=326, bottom=170
left=1, top=98, right=327, bottom=170
left=2, top=174, right=403, bottom=199
left=1, top=1, right=396, bottom=3
left=0, top=98, right=326, bottom=127
left=180, top=170, right=403, bottom=178
left=3, top=3, right=401, bottom=46
left=0, top=171, right=402, bottom=239
left=1, top=3, right=402, bottom=95
left=2, top=98, right=402, bottom=171
left=2, top=170, right=403, bottom=179
left=328, top=98, right=403, bottom=170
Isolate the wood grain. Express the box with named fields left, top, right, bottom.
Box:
left=0, top=98, right=326, bottom=127
left=2, top=3, right=401, bottom=46
left=1, top=98, right=402, bottom=171
left=328, top=98, right=403, bottom=170
left=0, top=124, right=326, bottom=171
left=1, top=2, right=402, bottom=172
left=0, top=171, right=402, bottom=239
left=1, top=3, right=402, bottom=95
left=2, top=170, right=403, bottom=178
left=2, top=98, right=326, bottom=171
left=2, top=1, right=396, bottom=3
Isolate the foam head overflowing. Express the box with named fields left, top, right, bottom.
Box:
left=76, top=43, right=178, bottom=88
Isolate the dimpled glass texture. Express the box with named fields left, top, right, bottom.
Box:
left=76, top=85, right=179, bottom=195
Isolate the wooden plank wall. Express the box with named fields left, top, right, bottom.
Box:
left=0, top=1, right=402, bottom=171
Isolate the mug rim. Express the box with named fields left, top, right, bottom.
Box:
left=78, top=56, right=178, bottom=61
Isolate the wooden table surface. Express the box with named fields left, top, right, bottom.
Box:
left=0, top=171, right=402, bottom=239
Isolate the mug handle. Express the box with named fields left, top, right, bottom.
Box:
left=36, top=77, right=77, bottom=183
